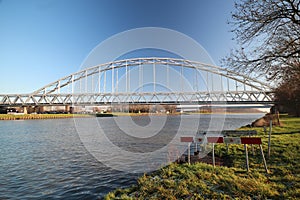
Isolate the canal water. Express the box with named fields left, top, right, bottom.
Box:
left=0, top=114, right=263, bottom=199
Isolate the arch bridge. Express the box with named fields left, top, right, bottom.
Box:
left=0, top=57, right=274, bottom=106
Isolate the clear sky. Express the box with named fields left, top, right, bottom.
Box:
left=0, top=0, right=236, bottom=94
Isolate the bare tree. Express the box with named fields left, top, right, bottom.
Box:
left=274, top=62, right=300, bottom=116
left=223, top=0, right=300, bottom=82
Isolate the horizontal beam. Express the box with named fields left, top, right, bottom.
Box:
left=0, top=91, right=275, bottom=106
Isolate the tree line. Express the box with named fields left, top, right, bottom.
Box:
left=223, top=0, right=300, bottom=116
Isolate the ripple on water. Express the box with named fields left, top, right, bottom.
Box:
left=0, top=115, right=262, bottom=199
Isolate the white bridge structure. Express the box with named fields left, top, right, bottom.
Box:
left=0, top=57, right=274, bottom=106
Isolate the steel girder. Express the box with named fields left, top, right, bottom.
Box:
left=0, top=91, right=274, bottom=106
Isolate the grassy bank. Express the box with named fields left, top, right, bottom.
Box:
left=105, top=116, right=300, bottom=199
left=0, top=113, right=90, bottom=120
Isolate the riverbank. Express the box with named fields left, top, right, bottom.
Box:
left=0, top=111, right=264, bottom=120
left=0, top=114, right=91, bottom=120
left=105, top=115, right=300, bottom=199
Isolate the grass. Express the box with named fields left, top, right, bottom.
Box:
left=105, top=115, right=300, bottom=199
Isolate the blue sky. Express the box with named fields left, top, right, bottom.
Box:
left=0, top=0, right=235, bottom=94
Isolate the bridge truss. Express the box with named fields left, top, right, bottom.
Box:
left=0, top=57, right=274, bottom=106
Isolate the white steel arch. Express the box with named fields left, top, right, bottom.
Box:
left=0, top=57, right=274, bottom=106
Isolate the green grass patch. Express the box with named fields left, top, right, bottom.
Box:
left=105, top=116, right=300, bottom=199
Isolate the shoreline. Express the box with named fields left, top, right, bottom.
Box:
left=105, top=115, right=300, bottom=199
left=0, top=111, right=266, bottom=120
left=0, top=114, right=91, bottom=120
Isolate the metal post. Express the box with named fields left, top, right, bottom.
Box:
left=227, top=77, right=230, bottom=91
left=112, top=65, right=114, bottom=93
left=259, top=144, right=269, bottom=173
left=71, top=75, right=74, bottom=102
left=195, top=68, right=198, bottom=91
left=141, top=62, right=143, bottom=92
left=128, top=64, right=130, bottom=93
left=57, top=80, right=60, bottom=94
left=139, top=62, right=141, bottom=92
left=85, top=70, right=88, bottom=93
left=188, top=143, right=191, bottom=165
left=91, top=74, right=94, bottom=93
left=167, top=63, right=169, bottom=89
left=126, top=61, right=128, bottom=93
left=181, top=65, right=183, bottom=92
left=206, top=71, right=209, bottom=92
left=220, top=75, right=223, bottom=91
left=80, top=78, right=82, bottom=93
left=98, top=71, right=102, bottom=94
left=212, top=143, right=215, bottom=168
left=268, top=119, right=272, bottom=159
left=211, top=73, right=214, bottom=92
left=153, top=62, right=156, bottom=92
left=104, top=71, right=106, bottom=93
left=244, top=144, right=249, bottom=172
left=116, top=68, right=118, bottom=93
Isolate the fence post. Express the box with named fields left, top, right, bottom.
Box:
left=268, top=119, right=272, bottom=159
left=188, top=143, right=191, bottom=165
left=259, top=144, right=269, bottom=173
left=244, top=144, right=249, bottom=172
left=212, top=143, right=215, bottom=168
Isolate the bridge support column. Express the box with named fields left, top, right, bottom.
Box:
left=22, top=106, right=28, bottom=114
left=65, top=105, right=73, bottom=114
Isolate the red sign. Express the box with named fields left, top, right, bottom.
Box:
left=207, top=137, right=224, bottom=143
left=241, top=137, right=262, bottom=144
left=180, top=136, right=194, bottom=143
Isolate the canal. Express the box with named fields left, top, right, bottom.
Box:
left=0, top=114, right=263, bottom=199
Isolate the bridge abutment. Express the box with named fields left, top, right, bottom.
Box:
left=22, top=106, right=28, bottom=114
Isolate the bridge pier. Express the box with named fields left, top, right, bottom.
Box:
left=22, top=106, right=28, bottom=114
left=65, top=105, right=74, bottom=114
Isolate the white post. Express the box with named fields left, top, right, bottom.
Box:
left=116, top=68, right=118, bottom=93
left=91, top=74, right=94, bottom=93
left=71, top=75, right=74, bottom=104
left=181, top=65, right=183, bottom=92
left=85, top=70, right=88, bottom=93
left=167, top=63, right=169, bottom=89
left=126, top=61, right=128, bottom=93
left=260, top=144, right=269, bottom=173
left=268, top=119, right=272, bottom=159
left=188, top=143, right=191, bottom=165
left=212, top=143, right=215, bottom=168
left=153, top=62, right=156, bottom=93
left=139, top=62, right=141, bottom=92
left=104, top=71, right=106, bottom=93
left=112, top=65, right=114, bottom=93
left=98, top=67, right=101, bottom=93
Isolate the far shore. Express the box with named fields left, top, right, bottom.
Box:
left=0, top=113, right=91, bottom=120
left=0, top=111, right=266, bottom=120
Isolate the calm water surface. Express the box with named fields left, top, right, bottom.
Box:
left=0, top=114, right=263, bottom=199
